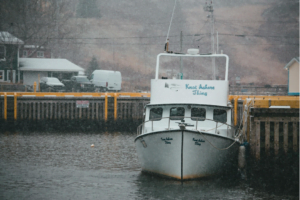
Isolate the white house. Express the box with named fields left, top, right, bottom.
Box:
left=19, top=58, right=84, bottom=86
left=284, top=57, right=299, bottom=96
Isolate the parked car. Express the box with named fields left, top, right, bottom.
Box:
left=62, top=76, right=94, bottom=92
left=40, top=77, right=65, bottom=92
left=90, top=70, right=122, bottom=92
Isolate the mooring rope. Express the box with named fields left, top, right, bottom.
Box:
left=166, top=0, right=177, bottom=42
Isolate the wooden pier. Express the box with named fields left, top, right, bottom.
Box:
left=0, top=92, right=150, bottom=131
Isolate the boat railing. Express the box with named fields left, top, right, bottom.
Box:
left=137, top=116, right=240, bottom=138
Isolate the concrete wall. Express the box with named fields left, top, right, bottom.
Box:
left=289, top=62, right=299, bottom=94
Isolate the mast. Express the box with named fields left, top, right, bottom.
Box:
left=204, top=1, right=215, bottom=80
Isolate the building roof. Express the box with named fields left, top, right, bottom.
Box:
left=19, top=58, right=84, bottom=72
left=284, top=57, right=299, bottom=70
left=0, top=31, right=24, bottom=45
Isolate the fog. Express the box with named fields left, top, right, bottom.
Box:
left=1, top=0, right=298, bottom=91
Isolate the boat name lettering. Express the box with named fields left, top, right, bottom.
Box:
left=192, top=90, right=207, bottom=96
left=185, top=84, right=215, bottom=90
left=193, top=138, right=205, bottom=146
left=161, top=137, right=173, bottom=144
left=193, top=138, right=205, bottom=142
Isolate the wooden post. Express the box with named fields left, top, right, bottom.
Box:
left=71, top=102, right=73, bottom=120
left=14, top=93, right=17, bottom=120
left=29, top=102, right=31, bottom=119
left=105, top=94, right=108, bottom=122
left=265, top=121, right=270, bottom=156
left=33, top=102, right=36, bottom=120
left=234, top=97, right=238, bottom=126
left=37, top=102, right=40, bottom=120
left=33, top=82, right=37, bottom=93
left=38, top=74, right=40, bottom=92
left=256, top=121, right=260, bottom=160
left=21, top=102, right=24, bottom=119
left=41, top=102, right=44, bottom=120
left=4, top=93, right=7, bottom=120
left=114, top=93, right=118, bottom=121
left=96, top=102, right=99, bottom=120
left=66, top=102, right=69, bottom=119
left=283, top=122, right=288, bottom=153
left=250, top=116, right=256, bottom=156
left=274, top=122, right=279, bottom=155
left=293, top=122, right=298, bottom=152
left=50, top=103, right=53, bottom=119
left=92, top=102, right=95, bottom=120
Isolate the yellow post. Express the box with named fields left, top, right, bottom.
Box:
left=114, top=93, right=118, bottom=121
left=14, top=92, right=17, bottom=120
left=38, top=74, right=40, bottom=92
left=4, top=92, right=7, bottom=120
left=33, top=82, right=37, bottom=92
left=104, top=93, right=108, bottom=122
left=234, top=96, right=238, bottom=126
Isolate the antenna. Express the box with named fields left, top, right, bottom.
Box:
left=204, top=1, right=215, bottom=80
left=165, top=0, right=177, bottom=53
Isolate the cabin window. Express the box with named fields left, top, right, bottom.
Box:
left=191, top=107, right=206, bottom=121
left=149, top=107, right=163, bottom=121
left=213, top=109, right=227, bottom=123
left=37, top=51, right=44, bottom=58
left=170, top=107, right=185, bottom=120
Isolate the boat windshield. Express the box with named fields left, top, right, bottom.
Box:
left=156, top=54, right=228, bottom=81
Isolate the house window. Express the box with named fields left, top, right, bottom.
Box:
left=23, top=50, right=28, bottom=57
left=0, top=70, right=4, bottom=81
left=37, top=51, right=44, bottom=57
left=149, top=107, right=163, bottom=121
left=213, top=109, right=227, bottom=123
left=170, top=107, right=185, bottom=120
left=0, top=45, right=6, bottom=60
left=191, top=107, right=206, bottom=121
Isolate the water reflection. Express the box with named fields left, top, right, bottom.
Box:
left=0, top=131, right=297, bottom=200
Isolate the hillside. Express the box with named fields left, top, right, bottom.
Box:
left=62, top=0, right=298, bottom=91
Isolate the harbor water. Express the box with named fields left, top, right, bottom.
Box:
left=0, top=131, right=298, bottom=200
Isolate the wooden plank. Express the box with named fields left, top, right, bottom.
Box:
left=96, top=102, right=99, bottom=120
left=66, top=102, right=69, bottom=119
left=50, top=103, right=53, bottom=120
left=255, top=121, right=260, bottom=160
left=265, top=121, right=270, bottom=156
left=37, top=102, right=40, bottom=120
left=41, top=102, right=44, bottom=120
left=61, top=102, right=64, bottom=119
left=28, top=102, right=31, bottom=119
left=71, top=102, right=73, bottom=120
left=46, top=103, right=49, bottom=119
left=92, top=102, right=95, bottom=120
left=75, top=103, right=78, bottom=119
left=54, top=103, right=57, bottom=120
left=21, top=102, right=24, bottom=119
left=293, top=122, right=298, bottom=152
left=24, top=103, right=27, bottom=119
left=87, top=102, right=90, bottom=119
left=283, top=122, right=288, bottom=154
left=255, top=117, right=299, bottom=122
left=79, top=107, right=82, bottom=119
left=274, top=122, right=279, bottom=155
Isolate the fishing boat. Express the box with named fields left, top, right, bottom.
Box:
left=134, top=49, right=240, bottom=180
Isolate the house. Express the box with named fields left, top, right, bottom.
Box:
left=0, top=31, right=24, bottom=83
left=284, top=57, right=299, bottom=96
left=20, top=45, right=52, bottom=58
left=19, top=58, right=84, bottom=86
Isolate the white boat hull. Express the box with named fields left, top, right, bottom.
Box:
left=135, top=130, right=239, bottom=180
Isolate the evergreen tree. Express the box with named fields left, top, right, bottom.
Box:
left=76, top=0, right=101, bottom=18
left=87, top=56, right=100, bottom=77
